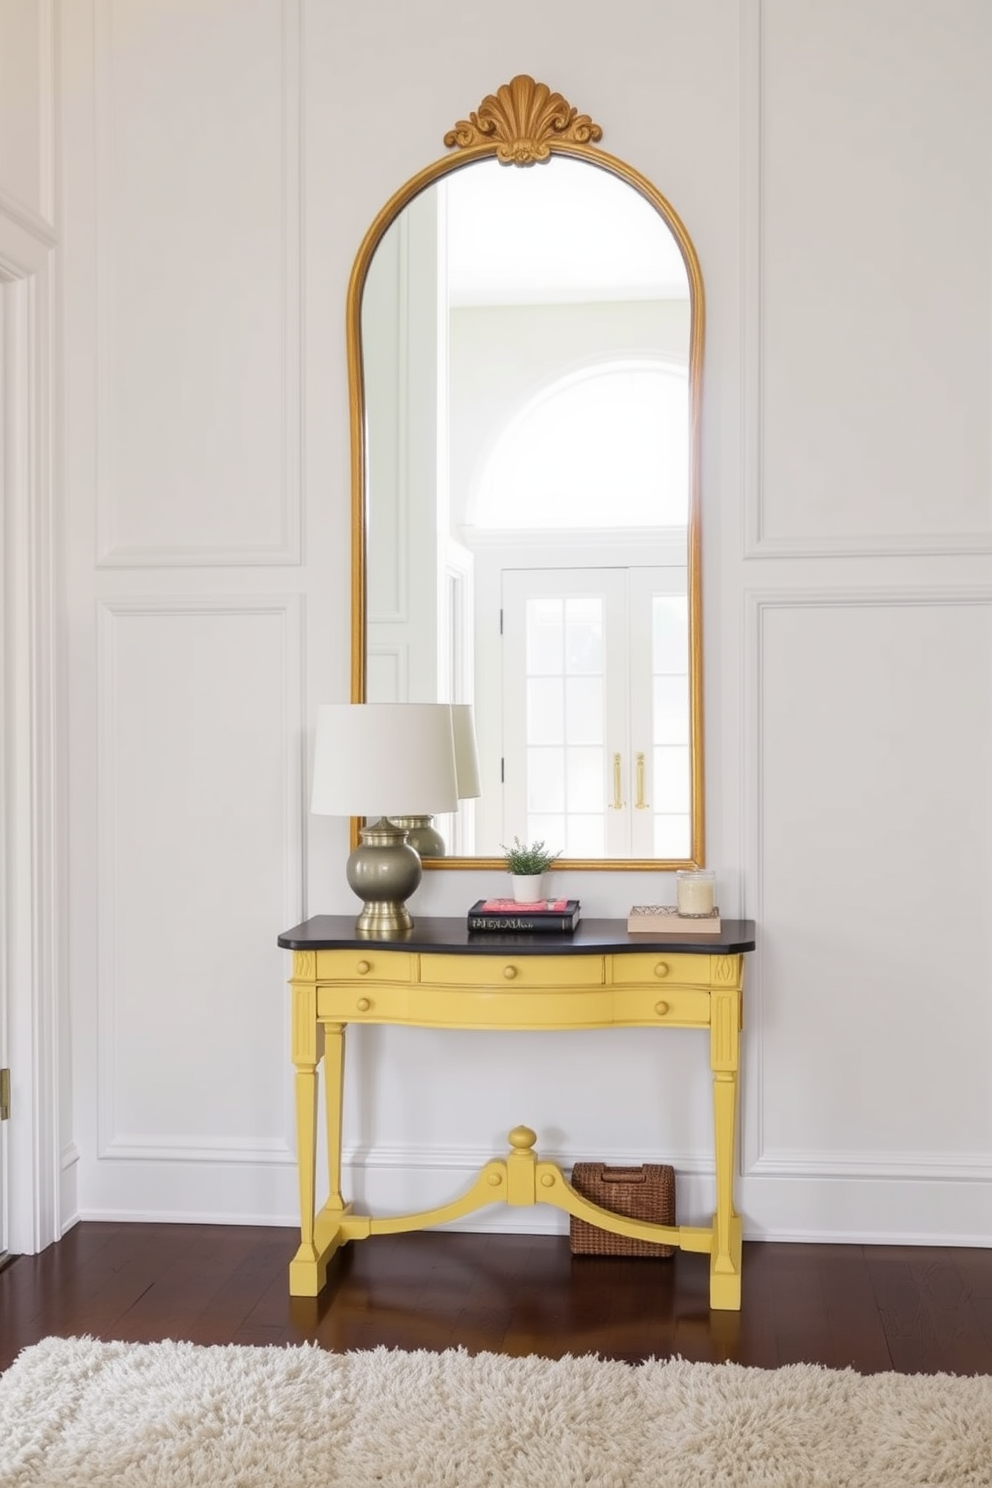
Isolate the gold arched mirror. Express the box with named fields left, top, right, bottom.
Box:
left=349, top=76, right=704, bottom=871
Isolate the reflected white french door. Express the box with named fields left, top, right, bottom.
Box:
left=628, top=568, right=691, bottom=857
left=502, top=569, right=626, bottom=857
left=500, top=567, right=689, bottom=858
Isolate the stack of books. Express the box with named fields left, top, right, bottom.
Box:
left=467, top=898, right=581, bottom=932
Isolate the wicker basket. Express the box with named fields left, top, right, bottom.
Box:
left=569, top=1162, right=676, bottom=1257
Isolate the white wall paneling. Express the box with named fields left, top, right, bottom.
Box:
left=93, top=0, right=302, bottom=568
left=81, top=595, right=304, bottom=1220
left=739, top=588, right=992, bottom=1241
left=45, top=0, right=992, bottom=1248
left=743, top=0, right=992, bottom=558
left=366, top=644, right=408, bottom=705
left=0, top=0, right=56, bottom=238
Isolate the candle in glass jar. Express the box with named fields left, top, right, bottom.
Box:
left=676, top=870, right=716, bottom=917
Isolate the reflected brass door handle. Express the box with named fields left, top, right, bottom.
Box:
left=608, top=753, right=624, bottom=809
left=635, top=751, right=649, bottom=809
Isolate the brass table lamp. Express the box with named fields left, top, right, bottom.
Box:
left=310, top=703, right=458, bottom=935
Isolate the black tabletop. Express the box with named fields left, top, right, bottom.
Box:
left=278, top=915, right=756, bottom=956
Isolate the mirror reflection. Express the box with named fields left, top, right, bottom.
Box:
left=360, top=155, right=696, bottom=865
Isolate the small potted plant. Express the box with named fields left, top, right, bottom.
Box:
left=501, top=836, right=561, bottom=903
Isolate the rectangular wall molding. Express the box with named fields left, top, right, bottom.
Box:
left=366, top=643, right=409, bottom=702
left=741, top=584, right=992, bottom=1180
left=750, top=1148, right=992, bottom=1183
left=93, top=0, right=303, bottom=567
left=95, top=594, right=305, bottom=1164
left=103, top=1133, right=294, bottom=1165
left=740, top=0, right=992, bottom=559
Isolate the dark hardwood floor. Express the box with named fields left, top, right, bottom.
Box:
left=3, top=1223, right=992, bottom=1377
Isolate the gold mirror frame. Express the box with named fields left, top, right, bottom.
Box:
left=348, top=76, right=705, bottom=871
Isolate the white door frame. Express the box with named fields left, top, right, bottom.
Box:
left=0, top=204, right=65, bottom=1256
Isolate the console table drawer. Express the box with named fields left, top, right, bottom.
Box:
left=613, top=987, right=711, bottom=1026
left=317, top=984, right=411, bottom=1021
left=419, top=953, right=606, bottom=990
left=407, top=985, right=616, bottom=1028
left=315, top=950, right=414, bottom=983
left=610, top=952, right=716, bottom=988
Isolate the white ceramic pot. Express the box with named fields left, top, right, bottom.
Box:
left=511, top=873, right=545, bottom=903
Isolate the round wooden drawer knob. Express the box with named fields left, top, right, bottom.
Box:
left=655, top=1001, right=670, bottom=1017
left=503, top=965, right=518, bottom=980
left=356, top=997, right=372, bottom=1012
left=654, top=962, right=670, bottom=979
left=356, top=960, right=371, bottom=975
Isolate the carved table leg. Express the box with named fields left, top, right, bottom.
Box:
left=324, top=1022, right=345, bottom=1211
left=709, top=983, right=743, bottom=1311
left=289, top=982, right=324, bottom=1295
left=291, top=1015, right=353, bottom=1297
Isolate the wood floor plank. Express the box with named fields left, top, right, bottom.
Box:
left=952, top=1249, right=992, bottom=1357
left=902, top=1250, right=992, bottom=1375
left=954, top=1248, right=992, bottom=1301
left=111, top=1229, right=286, bottom=1344
left=866, top=1247, right=947, bottom=1375
left=818, top=1246, right=893, bottom=1374
left=190, top=1235, right=298, bottom=1343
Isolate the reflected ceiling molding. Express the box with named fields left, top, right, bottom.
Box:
left=443, top=75, right=603, bottom=164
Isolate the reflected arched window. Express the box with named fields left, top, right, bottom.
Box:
left=473, top=361, right=688, bottom=530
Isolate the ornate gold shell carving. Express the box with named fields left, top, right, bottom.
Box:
left=443, top=75, right=603, bottom=165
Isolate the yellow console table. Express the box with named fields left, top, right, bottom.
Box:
left=278, top=915, right=756, bottom=1311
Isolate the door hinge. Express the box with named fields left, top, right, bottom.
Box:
left=0, top=1068, right=9, bottom=1122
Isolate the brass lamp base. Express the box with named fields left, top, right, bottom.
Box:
left=387, top=814, right=446, bottom=857
left=346, top=818, right=422, bottom=937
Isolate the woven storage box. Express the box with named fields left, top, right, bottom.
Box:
left=569, top=1162, right=676, bottom=1257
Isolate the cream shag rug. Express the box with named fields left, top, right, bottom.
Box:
left=2, top=1336, right=991, bottom=1487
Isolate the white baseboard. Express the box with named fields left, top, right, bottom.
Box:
left=70, top=1144, right=992, bottom=1247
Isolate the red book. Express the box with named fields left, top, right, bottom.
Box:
left=477, top=898, right=570, bottom=913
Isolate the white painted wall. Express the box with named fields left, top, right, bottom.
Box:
left=0, top=0, right=53, bottom=233
left=22, top=0, right=989, bottom=1250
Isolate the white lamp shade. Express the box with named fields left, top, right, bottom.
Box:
left=451, top=703, right=481, bottom=800
left=311, top=704, right=458, bottom=818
